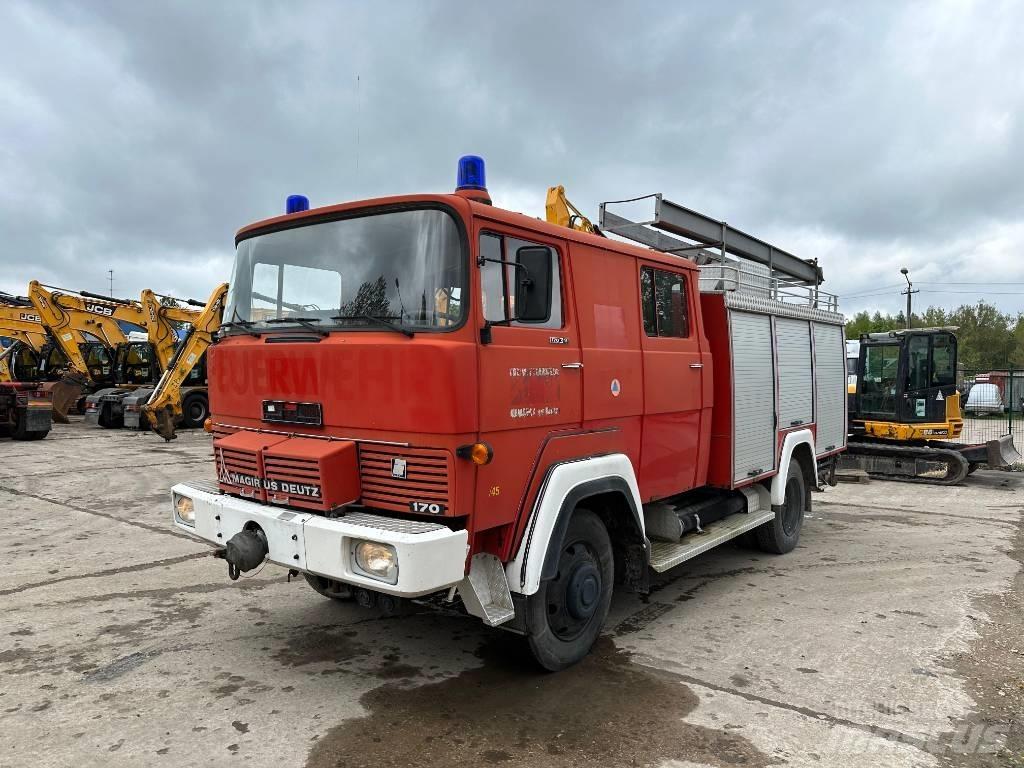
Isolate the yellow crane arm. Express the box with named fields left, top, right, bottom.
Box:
left=0, top=327, right=47, bottom=352
left=140, top=289, right=202, bottom=373
left=143, top=283, right=228, bottom=441
left=0, top=306, right=70, bottom=352
left=28, top=281, right=143, bottom=379
left=545, top=185, right=599, bottom=234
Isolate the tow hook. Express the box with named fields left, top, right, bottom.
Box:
left=217, top=528, right=269, bottom=580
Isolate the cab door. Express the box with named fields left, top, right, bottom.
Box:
left=473, top=227, right=582, bottom=531
left=898, top=332, right=957, bottom=423
left=638, top=261, right=703, bottom=500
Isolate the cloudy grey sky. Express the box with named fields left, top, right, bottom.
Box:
left=2, top=1, right=1023, bottom=318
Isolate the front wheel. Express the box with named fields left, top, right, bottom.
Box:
left=303, top=573, right=354, bottom=601
left=525, top=509, right=613, bottom=672
left=756, top=458, right=806, bottom=554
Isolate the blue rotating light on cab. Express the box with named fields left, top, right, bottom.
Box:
left=286, top=194, right=310, bottom=214
left=456, top=155, right=486, bottom=191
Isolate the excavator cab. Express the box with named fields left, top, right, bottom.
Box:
left=112, top=341, right=157, bottom=386
left=10, top=344, right=43, bottom=382
left=853, top=329, right=960, bottom=433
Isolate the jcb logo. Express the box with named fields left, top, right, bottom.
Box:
left=85, top=303, right=114, bottom=317
left=19, top=312, right=41, bottom=322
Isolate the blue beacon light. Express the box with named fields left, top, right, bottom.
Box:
left=286, top=194, right=310, bottom=214
left=456, top=155, right=486, bottom=191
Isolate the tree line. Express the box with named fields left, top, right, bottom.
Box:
left=844, top=300, right=1024, bottom=371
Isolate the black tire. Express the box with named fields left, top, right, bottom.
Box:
left=525, top=508, right=614, bottom=672
left=11, top=412, right=48, bottom=441
left=180, top=393, right=209, bottom=429
left=756, top=458, right=806, bottom=554
left=97, top=404, right=122, bottom=429
left=303, top=573, right=354, bottom=601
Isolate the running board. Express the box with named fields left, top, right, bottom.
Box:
left=648, top=508, right=775, bottom=573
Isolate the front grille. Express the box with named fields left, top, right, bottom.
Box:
left=264, top=453, right=324, bottom=511
left=215, top=445, right=261, bottom=499
left=359, top=445, right=453, bottom=514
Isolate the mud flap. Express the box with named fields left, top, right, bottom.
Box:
left=49, top=373, right=87, bottom=423
left=986, top=435, right=1022, bottom=469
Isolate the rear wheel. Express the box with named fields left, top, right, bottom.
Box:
left=303, top=573, right=354, bottom=601
left=756, top=458, right=806, bottom=554
left=525, top=509, right=613, bottom=672
left=181, top=393, right=209, bottom=429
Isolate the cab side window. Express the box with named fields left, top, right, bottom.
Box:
left=478, top=233, right=563, bottom=329
left=641, top=266, right=690, bottom=338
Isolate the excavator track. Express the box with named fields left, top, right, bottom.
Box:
left=844, top=441, right=970, bottom=485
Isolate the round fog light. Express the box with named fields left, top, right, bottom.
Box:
left=353, top=541, right=397, bottom=583
left=175, top=495, right=195, bottom=524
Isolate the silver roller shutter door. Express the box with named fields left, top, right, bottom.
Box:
left=731, top=311, right=776, bottom=483
left=776, top=318, right=813, bottom=429
left=813, top=322, right=847, bottom=455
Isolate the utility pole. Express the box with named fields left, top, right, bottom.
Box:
left=900, top=267, right=918, bottom=329
left=108, top=269, right=114, bottom=298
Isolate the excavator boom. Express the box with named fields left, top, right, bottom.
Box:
left=545, top=186, right=600, bottom=234
left=139, top=290, right=203, bottom=373
left=27, top=282, right=144, bottom=421
left=143, top=283, right=228, bottom=440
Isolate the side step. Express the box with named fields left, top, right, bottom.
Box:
left=647, top=487, right=774, bottom=573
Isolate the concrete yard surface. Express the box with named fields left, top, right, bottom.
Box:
left=1, top=420, right=1022, bottom=767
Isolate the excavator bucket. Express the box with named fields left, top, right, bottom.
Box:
left=49, top=374, right=86, bottom=423
left=986, top=434, right=1022, bottom=469
left=151, top=406, right=179, bottom=442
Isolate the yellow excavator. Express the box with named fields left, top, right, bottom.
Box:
left=140, top=283, right=228, bottom=441
left=0, top=306, right=90, bottom=384
left=27, top=281, right=145, bottom=421
left=845, top=327, right=1021, bottom=483
left=82, top=288, right=205, bottom=429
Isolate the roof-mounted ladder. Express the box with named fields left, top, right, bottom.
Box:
left=599, top=193, right=824, bottom=287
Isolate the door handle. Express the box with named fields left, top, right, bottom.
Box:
left=689, top=363, right=703, bottom=369
left=561, top=362, right=583, bottom=369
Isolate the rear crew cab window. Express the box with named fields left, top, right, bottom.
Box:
left=641, top=266, right=690, bottom=338
left=478, top=232, right=563, bottom=329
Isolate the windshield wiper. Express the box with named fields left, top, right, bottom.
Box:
left=330, top=314, right=414, bottom=338
left=264, top=317, right=328, bottom=337
left=220, top=320, right=259, bottom=337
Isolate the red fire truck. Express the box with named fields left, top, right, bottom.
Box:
left=171, top=157, right=847, bottom=670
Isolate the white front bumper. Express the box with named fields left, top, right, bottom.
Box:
left=171, top=481, right=469, bottom=597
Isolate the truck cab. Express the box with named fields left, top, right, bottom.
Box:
left=171, top=157, right=846, bottom=670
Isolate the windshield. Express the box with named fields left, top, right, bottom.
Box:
left=225, top=207, right=465, bottom=332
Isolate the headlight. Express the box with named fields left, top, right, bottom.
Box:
left=174, top=494, right=195, bottom=526
left=352, top=540, right=398, bottom=584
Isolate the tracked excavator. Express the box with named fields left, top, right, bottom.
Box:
left=138, top=283, right=228, bottom=440
left=27, top=281, right=146, bottom=422
left=844, top=327, right=1021, bottom=484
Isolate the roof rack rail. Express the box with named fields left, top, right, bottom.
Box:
left=598, top=193, right=823, bottom=287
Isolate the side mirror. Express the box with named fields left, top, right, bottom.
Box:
left=513, top=246, right=552, bottom=323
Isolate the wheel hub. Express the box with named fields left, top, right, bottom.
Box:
left=565, top=562, right=600, bottom=620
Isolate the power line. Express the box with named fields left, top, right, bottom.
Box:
left=917, top=281, right=1024, bottom=286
